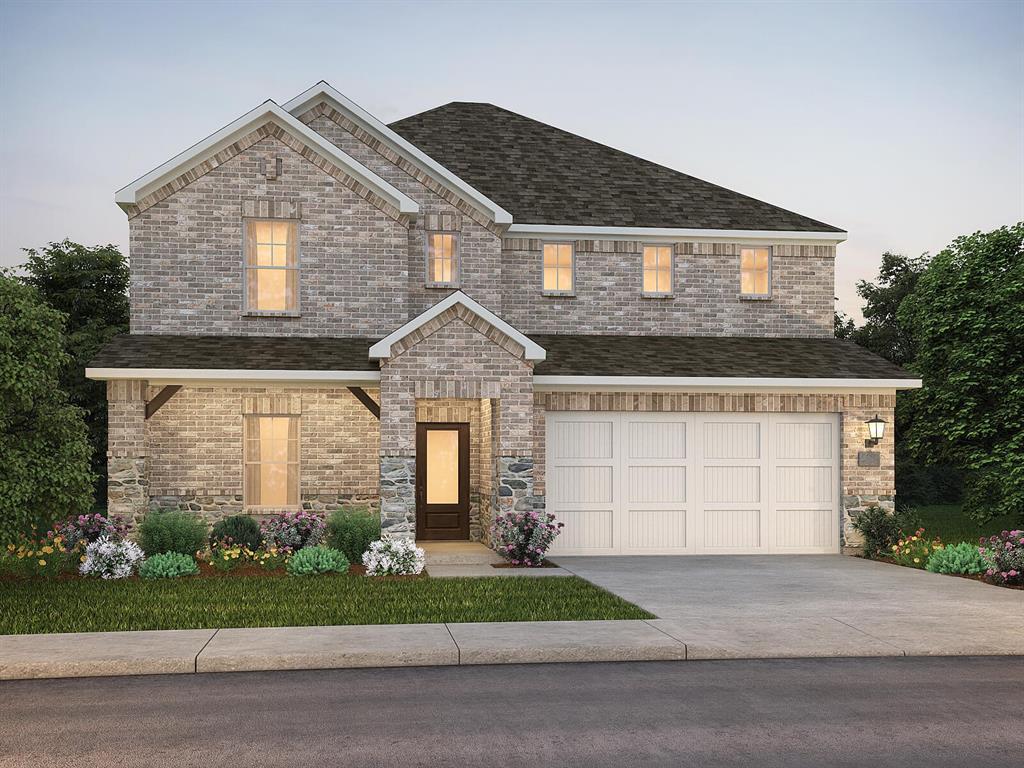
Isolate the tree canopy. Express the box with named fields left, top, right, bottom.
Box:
left=20, top=240, right=129, bottom=502
left=0, top=272, right=94, bottom=541
left=898, top=224, right=1024, bottom=523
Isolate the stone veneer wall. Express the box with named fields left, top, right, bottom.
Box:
left=533, top=390, right=896, bottom=551
left=108, top=382, right=381, bottom=525
left=501, top=239, right=835, bottom=338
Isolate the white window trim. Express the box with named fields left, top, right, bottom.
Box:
left=641, top=243, right=674, bottom=297
left=739, top=245, right=773, bottom=299
left=242, top=218, right=301, bottom=316
left=541, top=241, right=576, bottom=296
left=243, top=413, right=301, bottom=512
left=424, top=231, right=460, bottom=288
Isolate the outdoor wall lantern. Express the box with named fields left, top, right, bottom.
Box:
left=865, top=414, right=887, bottom=447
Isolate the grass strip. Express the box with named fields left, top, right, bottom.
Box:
left=0, top=575, right=652, bottom=635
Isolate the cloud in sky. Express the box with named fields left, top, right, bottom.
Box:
left=0, top=0, right=1020, bottom=320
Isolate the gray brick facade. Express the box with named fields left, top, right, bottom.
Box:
left=104, top=90, right=891, bottom=556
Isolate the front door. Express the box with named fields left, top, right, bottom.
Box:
left=416, top=422, right=470, bottom=540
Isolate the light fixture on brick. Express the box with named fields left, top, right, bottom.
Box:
left=865, top=414, right=886, bottom=446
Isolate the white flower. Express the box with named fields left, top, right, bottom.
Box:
left=361, top=537, right=425, bottom=576
left=80, top=536, right=144, bottom=579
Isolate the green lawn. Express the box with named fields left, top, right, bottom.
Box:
left=914, top=503, right=1019, bottom=544
left=0, top=575, right=652, bottom=635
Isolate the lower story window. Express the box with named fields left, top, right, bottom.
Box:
left=244, top=415, right=299, bottom=508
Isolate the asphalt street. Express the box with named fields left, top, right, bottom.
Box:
left=1, top=656, right=1022, bottom=767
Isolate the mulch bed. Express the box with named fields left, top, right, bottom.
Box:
left=859, top=554, right=1023, bottom=590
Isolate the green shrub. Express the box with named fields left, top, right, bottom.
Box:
left=210, top=515, right=262, bottom=550
left=138, top=511, right=207, bottom=557
left=286, top=546, right=349, bottom=576
left=326, top=508, right=380, bottom=563
left=925, top=541, right=990, bottom=575
left=852, top=505, right=921, bottom=558
left=139, top=552, right=199, bottom=580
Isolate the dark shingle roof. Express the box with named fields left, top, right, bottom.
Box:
left=389, top=103, right=843, bottom=233
left=90, top=334, right=914, bottom=381
left=89, top=335, right=378, bottom=371
left=532, top=336, right=913, bottom=379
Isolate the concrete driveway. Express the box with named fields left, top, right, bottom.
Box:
left=558, top=555, right=1024, bottom=657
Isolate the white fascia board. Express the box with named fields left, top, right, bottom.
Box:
left=507, top=224, right=848, bottom=244
left=368, top=290, right=546, bottom=361
left=115, top=101, right=418, bottom=216
left=533, top=375, right=921, bottom=391
left=283, top=82, right=512, bottom=224
left=85, top=368, right=381, bottom=386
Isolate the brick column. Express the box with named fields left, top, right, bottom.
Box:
left=107, top=380, right=149, bottom=527
left=840, top=400, right=896, bottom=552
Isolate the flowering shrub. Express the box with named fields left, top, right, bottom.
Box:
left=139, top=552, right=199, bottom=579
left=925, top=541, right=989, bottom=575
left=362, top=537, right=425, bottom=576
left=207, top=541, right=252, bottom=572
left=49, top=513, right=129, bottom=549
left=254, top=547, right=289, bottom=571
left=286, top=546, right=349, bottom=576
left=890, top=528, right=940, bottom=569
left=981, top=530, right=1024, bottom=585
left=260, top=511, right=325, bottom=551
left=2, top=535, right=79, bottom=578
left=80, top=536, right=144, bottom=579
left=490, top=510, right=563, bottom=567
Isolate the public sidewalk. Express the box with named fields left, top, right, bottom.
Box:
left=4, top=611, right=1024, bottom=680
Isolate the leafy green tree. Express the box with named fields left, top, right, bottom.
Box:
left=20, top=241, right=129, bottom=502
left=834, top=311, right=855, bottom=339
left=898, top=224, right=1024, bottom=524
left=0, top=272, right=94, bottom=542
left=851, top=252, right=929, bottom=367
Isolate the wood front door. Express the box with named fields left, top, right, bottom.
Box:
left=416, top=422, right=470, bottom=540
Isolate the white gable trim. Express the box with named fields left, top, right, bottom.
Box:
left=507, top=224, right=847, bottom=245
left=368, top=291, right=546, bottom=362
left=284, top=82, right=513, bottom=225
left=115, top=100, right=419, bottom=216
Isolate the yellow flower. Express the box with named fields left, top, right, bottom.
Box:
left=37, top=559, right=46, bottom=566
left=910, top=536, right=918, bottom=542
left=913, top=558, right=920, bottom=563
left=6, top=544, right=14, bottom=552
left=891, top=545, right=899, bottom=552
left=80, top=555, right=87, bottom=562
left=41, top=546, right=54, bottom=555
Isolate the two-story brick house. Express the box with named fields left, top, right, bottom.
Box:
left=87, top=82, right=920, bottom=556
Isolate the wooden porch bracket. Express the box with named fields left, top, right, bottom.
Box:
left=145, top=385, right=182, bottom=420
left=347, top=386, right=381, bottom=420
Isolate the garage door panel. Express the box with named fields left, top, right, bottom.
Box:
left=705, top=509, right=761, bottom=549
left=625, top=509, right=686, bottom=550
left=546, top=411, right=838, bottom=555
left=775, top=508, right=833, bottom=549
left=704, top=422, right=760, bottom=459
left=552, top=465, right=613, bottom=505
left=775, top=422, right=833, bottom=460
left=551, top=509, right=613, bottom=551
left=775, top=466, right=833, bottom=504
left=628, top=421, right=686, bottom=458
left=704, top=466, right=760, bottom=503
left=628, top=465, right=686, bottom=503
left=551, top=420, right=613, bottom=459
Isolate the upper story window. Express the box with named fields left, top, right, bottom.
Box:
left=245, top=219, right=298, bottom=312
left=426, top=232, right=459, bottom=287
left=740, top=246, right=771, bottom=297
left=244, top=415, right=299, bottom=509
left=543, top=243, right=575, bottom=294
left=642, top=245, right=673, bottom=296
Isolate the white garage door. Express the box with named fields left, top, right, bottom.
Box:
left=546, top=412, right=840, bottom=555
